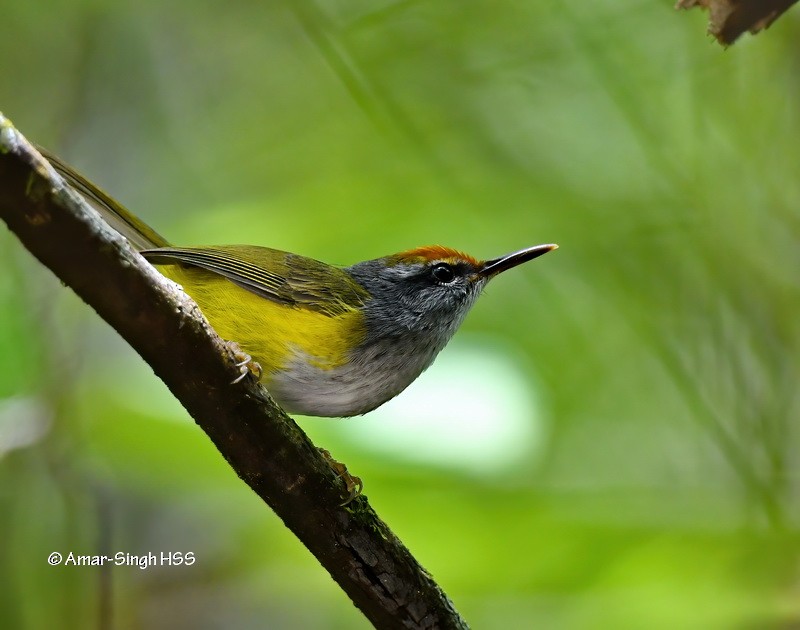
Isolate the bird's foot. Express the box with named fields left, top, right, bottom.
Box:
left=318, top=448, right=363, bottom=506
left=227, top=342, right=262, bottom=384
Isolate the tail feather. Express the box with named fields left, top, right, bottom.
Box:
left=37, top=147, right=171, bottom=251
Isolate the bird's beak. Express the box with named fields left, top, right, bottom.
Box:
left=478, top=243, right=558, bottom=279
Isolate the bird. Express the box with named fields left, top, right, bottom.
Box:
left=42, top=149, right=557, bottom=418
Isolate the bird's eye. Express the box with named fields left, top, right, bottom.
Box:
left=431, top=263, right=456, bottom=284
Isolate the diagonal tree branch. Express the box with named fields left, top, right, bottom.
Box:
left=0, top=113, right=468, bottom=630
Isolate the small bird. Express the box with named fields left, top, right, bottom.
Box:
left=43, top=150, right=557, bottom=418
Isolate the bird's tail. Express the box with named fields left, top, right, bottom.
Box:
left=38, top=147, right=171, bottom=251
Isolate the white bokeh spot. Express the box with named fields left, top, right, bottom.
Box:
left=341, top=337, right=546, bottom=475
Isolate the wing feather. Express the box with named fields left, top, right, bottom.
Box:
left=140, top=245, right=368, bottom=317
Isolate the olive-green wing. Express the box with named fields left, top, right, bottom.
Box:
left=140, top=245, right=369, bottom=317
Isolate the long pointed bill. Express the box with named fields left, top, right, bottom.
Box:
left=478, top=243, right=558, bottom=278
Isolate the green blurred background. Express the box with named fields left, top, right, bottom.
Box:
left=2, top=1, right=800, bottom=628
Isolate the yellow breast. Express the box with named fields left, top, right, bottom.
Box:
left=161, top=265, right=367, bottom=377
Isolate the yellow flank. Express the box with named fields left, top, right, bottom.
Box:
left=160, top=264, right=366, bottom=377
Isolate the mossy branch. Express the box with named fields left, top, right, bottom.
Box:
left=0, top=113, right=468, bottom=630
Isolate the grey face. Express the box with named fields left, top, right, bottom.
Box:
left=347, top=244, right=558, bottom=352
left=347, top=257, right=487, bottom=341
